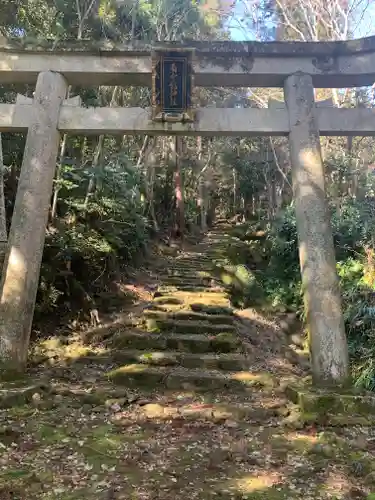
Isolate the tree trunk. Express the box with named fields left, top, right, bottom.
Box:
left=144, top=137, right=159, bottom=231
left=83, top=86, right=119, bottom=211
left=0, top=133, right=6, bottom=243
left=173, top=137, right=185, bottom=237
left=51, top=132, right=68, bottom=220
left=0, top=133, right=7, bottom=269
left=83, top=134, right=103, bottom=211
left=233, top=168, right=237, bottom=215
left=196, top=136, right=207, bottom=231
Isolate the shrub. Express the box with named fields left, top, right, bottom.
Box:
left=224, top=198, right=375, bottom=390
left=34, top=154, right=150, bottom=321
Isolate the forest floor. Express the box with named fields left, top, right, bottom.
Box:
left=1, top=224, right=375, bottom=500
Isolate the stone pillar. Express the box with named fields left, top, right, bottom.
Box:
left=0, top=71, right=67, bottom=369
left=284, top=72, right=349, bottom=386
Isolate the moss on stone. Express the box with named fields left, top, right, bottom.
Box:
left=190, top=303, right=234, bottom=315
left=144, top=309, right=234, bottom=325
left=145, top=317, right=236, bottom=335
left=285, top=381, right=375, bottom=425
left=153, top=296, right=183, bottom=305
left=165, top=334, right=212, bottom=353
left=111, top=332, right=167, bottom=350
left=0, top=364, right=26, bottom=382
left=0, top=382, right=52, bottom=409
left=107, top=364, right=166, bottom=387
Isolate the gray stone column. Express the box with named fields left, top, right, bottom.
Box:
left=284, top=72, right=349, bottom=386
left=0, top=71, right=67, bottom=369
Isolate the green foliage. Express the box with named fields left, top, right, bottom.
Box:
left=338, top=258, right=375, bottom=391
left=35, top=154, right=149, bottom=319
left=252, top=199, right=375, bottom=390
left=221, top=192, right=375, bottom=390
left=257, top=206, right=303, bottom=312
left=229, top=264, right=264, bottom=308
left=331, top=198, right=375, bottom=260
left=0, top=0, right=228, bottom=326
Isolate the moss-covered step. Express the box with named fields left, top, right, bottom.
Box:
left=156, top=284, right=225, bottom=293
left=110, top=331, right=240, bottom=353
left=107, top=365, right=271, bottom=391
left=143, top=309, right=235, bottom=325
left=137, top=400, right=271, bottom=421
left=165, top=269, right=212, bottom=278
left=154, top=290, right=228, bottom=304
left=174, top=257, right=213, bottom=264
left=145, top=317, right=236, bottom=334
left=152, top=296, right=184, bottom=306
left=189, top=303, right=234, bottom=315
left=285, top=381, right=375, bottom=426
left=162, top=265, right=215, bottom=274
left=0, top=382, right=51, bottom=409
left=170, top=262, right=215, bottom=270
left=96, top=350, right=248, bottom=370
left=158, top=277, right=212, bottom=287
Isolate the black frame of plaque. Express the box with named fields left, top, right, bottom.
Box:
left=151, top=48, right=195, bottom=123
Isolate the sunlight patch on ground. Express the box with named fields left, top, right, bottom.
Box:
left=109, top=363, right=147, bottom=374
left=233, top=471, right=284, bottom=493
left=285, top=432, right=318, bottom=445
left=32, top=335, right=106, bottom=361
left=230, top=371, right=274, bottom=387
left=323, top=470, right=351, bottom=496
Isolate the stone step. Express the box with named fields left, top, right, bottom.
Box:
left=159, top=277, right=212, bottom=287
left=157, top=285, right=225, bottom=294
left=177, top=255, right=213, bottom=259
left=189, top=303, right=234, bottom=315
left=153, top=291, right=228, bottom=305
left=107, top=365, right=265, bottom=391
left=138, top=400, right=274, bottom=421
left=162, top=265, right=215, bottom=273
left=143, top=309, right=235, bottom=325
left=145, top=317, right=236, bottom=335
left=82, top=350, right=248, bottom=371
left=163, top=269, right=211, bottom=278
left=111, top=331, right=241, bottom=353
left=153, top=296, right=184, bottom=306
left=174, top=258, right=214, bottom=266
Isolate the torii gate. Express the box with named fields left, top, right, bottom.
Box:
left=1, top=36, right=375, bottom=383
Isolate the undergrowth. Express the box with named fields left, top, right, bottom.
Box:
left=223, top=196, right=375, bottom=391
left=31, top=156, right=151, bottom=325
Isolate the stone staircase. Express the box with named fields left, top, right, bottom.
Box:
left=3, top=228, right=374, bottom=500
left=105, top=228, right=257, bottom=392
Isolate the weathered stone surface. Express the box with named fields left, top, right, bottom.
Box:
left=85, top=349, right=248, bottom=371
left=145, top=317, right=236, bottom=334
left=110, top=331, right=239, bottom=354
left=107, top=364, right=264, bottom=391
left=268, top=97, right=334, bottom=109
left=0, top=383, right=51, bottom=408
left=285, top=382, right=375, bottom=425
left=284, top=72, right=349, bottom=386
left=3, top=104, right=375, bottom=137
left=143, top=309, right=234, bottom=325
left=0, top=71, right=68, bottom=369
left=2, top=35, right=375, bottom=57
left=1, top=36, right=375, bottom=87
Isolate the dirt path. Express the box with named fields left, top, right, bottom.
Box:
left=1, top=227, right=374, bottom=499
